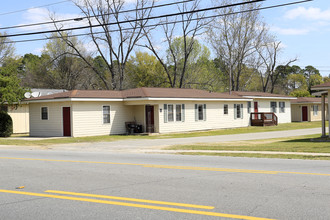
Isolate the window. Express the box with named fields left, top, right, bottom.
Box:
left=176, top=104, right=182, bottom=121
left=247, top=101, right=251, bottom=113
left=224, top=104, right=228, bottom=115
left=234, top=104, right=243, bottom=119
left=168, top=104, right=174, bottom=122
left=164, top=104, right=185, bottom=123
left=198, top=105, right=203, bottom=120
left=279, top=102, right=285, bottom=113
left=270, top=102, right=277, bottom=113
left=103, top=106, right=110, bottom=124
left=41, top=107, right=48, bottom=120
left=195, top=104, right=206, bottom=121
left=313, top=105, right=318, bottom=116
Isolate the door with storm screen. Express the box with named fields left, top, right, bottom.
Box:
left=145, top=105, right=154, bottom=133
left=62, top=107, right=71, bottom=136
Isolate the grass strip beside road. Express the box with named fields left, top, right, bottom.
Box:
left=166, top=134, right=330, bottom=160
left=178, top=152, right=330, bottom=160
left=0, top=121, right=327, bottom=146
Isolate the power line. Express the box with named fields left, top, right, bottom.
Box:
left=0, top=0, right=71, bottom=16
left=1, top=0, right=313, bottom=44
left=0, top=0, right=195, bottom=31
left=0, top=0, right=266, bottom=39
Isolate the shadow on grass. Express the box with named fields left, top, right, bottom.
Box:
left=284, top=137, right=330, bottom=143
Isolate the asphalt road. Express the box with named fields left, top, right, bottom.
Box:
left=0, top=149, right=330, bottom=220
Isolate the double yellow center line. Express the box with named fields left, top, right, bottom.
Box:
left=0, top=157, right=330, bottom=176
left=0, top=189, right=275, bottom=220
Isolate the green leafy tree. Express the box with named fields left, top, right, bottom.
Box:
left=0, top=58, right=27, bottom=107
left=290, top=89, right=311, bottom=97
left=301, top=65, right=323, bottom=93
left=323, top=75, right=330, bottom=83
left=41, top=33, right=93, bottom=90
left=126, top=52, right=168, bottom=88
left=0, top=33, right=27, bottom=108
left=0, top=111, right=13, bottom=137
left=164, top=37, right=219, bottom=89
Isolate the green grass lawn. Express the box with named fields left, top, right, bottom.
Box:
left=177, top=152, right=330, bottom=160
left=0, top=121, right=327, bottom=146
left=166, top=134, right=330, bottom=153
left=154, top=121, right=328, bottom=138
left=166, top=134, right=330, bottom=160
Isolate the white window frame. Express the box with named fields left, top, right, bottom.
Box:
left=176, top=104, right=182, bottom=121
left=164, top=104, right=185, bottom=123
left=247, top=101, right=251, bottom=113
left=168, top=104, right=174, bottom=122
left=195, top=104, right=206, bottom=121
left=234, top=104, right=244, bottom=119
left=270, top=102, right=277, bottom=113
left=102, top=105, right=110, bottom=124
left=313, top=105, right=318, bottom=116
left=224, top=104, right=228, bottom=115
left=279, top=102, right=285, bottom=113
left=41, top=107, right=48, bottom=120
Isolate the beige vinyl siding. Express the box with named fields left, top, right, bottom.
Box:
left=131, top=105, right=145, bottom=132
left=253, top=99, right=291, bottom=124
left=8, top=104, right=29, bottom=134
left=310, top=104, right=321, bottom=121
left=158, top=101, right=249, bottom=133
left=291, top=103, right=329, bottom=122
left=72, top=101, right=134, bottom=137
left=29, top=102, right=69, bottom=137
left=291, top=104, right=301, bottom=122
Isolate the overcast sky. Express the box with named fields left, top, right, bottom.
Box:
left=1, top=0, right=329, bottom=76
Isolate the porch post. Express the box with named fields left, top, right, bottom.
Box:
left=321, top=94, right=326, bottom=137
left=328, top=92, right=330, bottom=138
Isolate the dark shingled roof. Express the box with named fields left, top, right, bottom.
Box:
left=27, top=90, right=123, bottom=100
left=122, top=87, right=245, bottom=99
left=291, top=97, right=328, bottom=104
left=312, top=82, right=330, bottom=89
left=27, top=87, right=248, bottom=101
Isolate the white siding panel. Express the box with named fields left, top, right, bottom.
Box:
left=291, top=104, right=301, bottom=122
left=8, top=104, right=29, bottom=133
left=29, top=102, right=68, bottom=137
left=158, top=101, right=249, bottom=133
left=72, top=102, right=134, bottom=137
left=253, top=100, right=291, bottom=124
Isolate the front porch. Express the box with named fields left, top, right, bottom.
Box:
left=250, top=112, right=278, bottom=126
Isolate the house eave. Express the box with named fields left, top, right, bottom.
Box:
left=26, top=97, right=253, bottom=103
left=123, top=97, right=253, bottom=102
left=311, top=87, right=330, bottom=91
left=26, top=98, right=124, bottom=103
left=242, top=96, right=296, bottom=100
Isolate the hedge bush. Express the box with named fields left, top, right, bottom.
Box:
left=0, top=111, right=13, bottom=137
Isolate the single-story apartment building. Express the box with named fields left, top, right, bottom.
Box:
left=222, top=91, right=296, bottom=124
left=26, top=88, right=296, bottom=137
left=291, top=97, right=329, bottom=122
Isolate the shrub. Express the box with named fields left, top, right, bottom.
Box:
left=0, top=111, right=13, bottom=137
